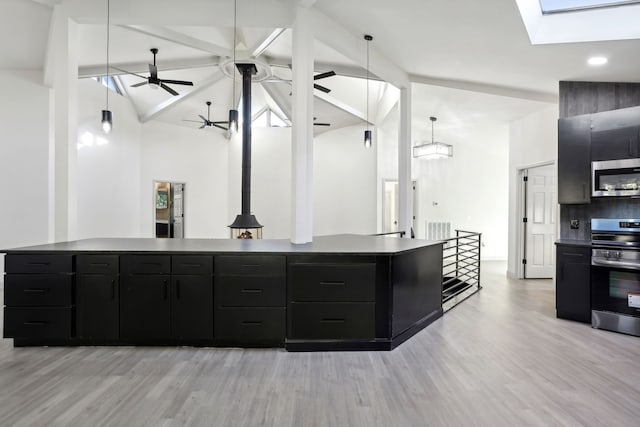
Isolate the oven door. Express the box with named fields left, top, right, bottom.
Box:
left=591, top=262, right=640, bottom=318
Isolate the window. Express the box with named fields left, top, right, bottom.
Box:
left=92, top=76, right=123, bottom=95
left=539, top=0, right=640, bottom=14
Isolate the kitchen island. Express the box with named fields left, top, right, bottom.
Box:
left=2, top=235, right=443, bottom=351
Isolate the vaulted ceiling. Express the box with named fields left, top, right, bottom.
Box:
left=3, top=0, right=640, bottom=136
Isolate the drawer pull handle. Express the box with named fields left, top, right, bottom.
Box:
left=242, top=264, right=261, bottom=268
left=90, top=263, right=110, bottom=267
left=320, top=281, right=345, bottom=286
left=28, top=262, right=51, bottom=266
left=241, top=289, right=263, bottom=293
left=24, top=288, right=49, bottom=293
left=182, top=263, right=202, bottom=267
left=142, top=262, right=162, bottom=266
left=163, top=280, right=168, bottom=299
left=176, top=280, right=180, bottom=300
left=24, top=321, right=47, bottom=326
left=320, top=318, right=346, bottom=323
left=111, top=280, right=116, bottom=300
left=241, top=321, right=263, bottom=326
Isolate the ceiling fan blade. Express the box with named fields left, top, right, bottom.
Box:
left=130, top=81, right=148, bottom=87
left=162, top=79, right=194, bottom=86
left=212, top=123, right=229, bottom=131
left=182, top=119, right=203, bottom=123
left=149, top=63, right=158, bottom=79
left=199, top=124, right=206, bottom=129
left=111, top=66, right=147, bottom=80
left=211, top=121, right=229, bottom=124
left=313, top=122, right=331, bottom=126
left=314, top=71, right=336, bottom=80
left=160, top=83, right=179, bottom=96
left=314, top=83, right=331, bottom=93
left=198, top=115, right=208, bottom=122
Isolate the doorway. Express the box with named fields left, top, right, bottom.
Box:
left=382, top=179, right=417, bottom=236
left=154, top=181, right=185, bottom=239
left=520, top=163, right=556, bottom=278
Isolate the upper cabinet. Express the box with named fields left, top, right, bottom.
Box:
left=558, top=114, right=592, bottom=204
left=591, top=106, right=640, bottom=161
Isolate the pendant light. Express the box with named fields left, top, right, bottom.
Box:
left=413, top=116, right=453, bottom=159
left=101, top=0, right=112, bottom=134
left=228, top=0, right=239, bottom=134
left=364, top=34, right=373, bottom=148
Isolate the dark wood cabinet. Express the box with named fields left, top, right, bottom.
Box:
left=76, top=255, right=119, bottom=340
left=558, top=115, right=592, bottom=204
left=120, top=274, right=171, bottom=340
left=591, top=107, right=640, bottom=161
left=171, top=275, right=213, bottom=340
left=556, top=244, right=591, bottom=323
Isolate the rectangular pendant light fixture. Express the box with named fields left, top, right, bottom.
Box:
left=413, top=142, right=453, bottom=159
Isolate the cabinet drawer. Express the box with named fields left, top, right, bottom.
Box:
left=4, top=275, right=72, bottom=307
left=289, top=302, right=375, bottom=339
left=289, top=263, right=376, bottom=302
left=215, top=307, right=284, bottom=342
left=121, top=255, right=170, bottom=274
left=172, top=255, right=213, bottom=275
left=216, top=276, right=285, bottom=307
left=216, top=255, right=285, bottom=277
left=5, top=254, right=73, bottom=274
left=77, top=255, right=119, bottom=274
left=4, top=307, right=71, bottom=339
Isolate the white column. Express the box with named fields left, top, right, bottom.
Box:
left=49, top=7, right=78, bottom=242
left=290, top=6, right=314, bottom=244
left=398, top=86, right=412, bottom=238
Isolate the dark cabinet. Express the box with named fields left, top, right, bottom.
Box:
left=120, top=274, right=171, bottom=340
left=558, top=115, right=592, bottom=204
left=3, top=254, right=74, bottom=341
left=556, top=244, right=591, bottom=323
left=76, top=255, right=119, bottom=340
left=591, top=107, right=640, bottom=161
left=171, top=275, right=213, bottom=340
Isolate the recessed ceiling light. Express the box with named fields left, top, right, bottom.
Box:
left=588, top=56, right=608, bottom=66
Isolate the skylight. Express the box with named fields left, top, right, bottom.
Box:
left=539, top=0, right=640, bottom=14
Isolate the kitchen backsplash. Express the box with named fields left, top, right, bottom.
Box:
left=560, top=198, right=640, bottom=240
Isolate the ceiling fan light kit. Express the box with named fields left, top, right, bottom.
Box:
left=413, top=116, right=453, bottom=159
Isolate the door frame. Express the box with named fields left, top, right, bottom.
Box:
left=515, top=160, right=556, bottom=279
left=381, top=178, right=418, bottom=237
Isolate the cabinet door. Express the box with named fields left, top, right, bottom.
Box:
left=591, top=107, right=640, bottom=161
left=76, top=275, right=119, bottom=340
left=171, top=275, right=213, bottom=340
left=556, top=246, right=591, bottom=323
left=120, top=275, right=171, bottom=340
left=558, top=115, right=591, bottom=204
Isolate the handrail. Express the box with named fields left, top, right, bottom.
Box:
left=441, top=229, right=482, bottom=311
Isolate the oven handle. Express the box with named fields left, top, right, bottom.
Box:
left=592, top=258, right=640, bottom=271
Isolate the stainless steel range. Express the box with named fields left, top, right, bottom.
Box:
left=591, top=218, right=640, bottom=337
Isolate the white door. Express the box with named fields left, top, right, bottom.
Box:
left=382, top=180, right=417, bottom=236
left=525, top=164, right=556, bottom=278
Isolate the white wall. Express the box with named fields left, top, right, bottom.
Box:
left=507, top=105, right=559, bottom=277
left=141, top=120, right=229, bottom=238
left=228, top=127, right=292, bottom=239
left=0, top=70, right=51, bottom=276
left=414, top=123, right=510, bottom=259
left=76, top=78, right=142, bottom=238
left=314, top=125, right=378, bottom=236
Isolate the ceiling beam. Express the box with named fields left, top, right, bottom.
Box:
left=78, top=57, right=220, bottom=78
left=314, top=91, right=371, bottom=125
left=410, top=74, right=558, bottom=104
left=261, top=82, right=293, bottom=121
left=120, top=25, right=231, bottom=57
left=267, top=57, right=381, bottom=81
left=138, top=70, right=226, bottom=123
left=250, top=28, right=286, bottom=58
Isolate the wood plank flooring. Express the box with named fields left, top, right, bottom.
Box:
left=1, top=261, right=639, bottom=426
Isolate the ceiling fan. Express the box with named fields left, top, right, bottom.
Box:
left=266, top=70, right=336, bottom=94
left=314, top=117, right=331, bottom=126
left=183, top=101, right=229, bottom=130
left=123, top=48, right=194, bottom=96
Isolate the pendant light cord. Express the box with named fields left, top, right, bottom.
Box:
left=366, top=37, right=369, bottom=131
left=232, top=0, right=237, bottom=106
left=106, top=0, right=110, bottom=110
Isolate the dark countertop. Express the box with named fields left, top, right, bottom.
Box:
left=555, top=239, right=592, bottom=247
left=1, top=234, right=443, bottom=255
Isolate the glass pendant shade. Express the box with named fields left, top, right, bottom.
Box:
left=364, top=129, right=372, bottom=148
left=413, top=142, right=453, bottom=159
left=101, top=109, right=112, bottom=134
left=228, top=109, right=239, bottom=133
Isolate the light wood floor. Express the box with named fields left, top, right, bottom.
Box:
left=1, top=262, right=639, bottom=427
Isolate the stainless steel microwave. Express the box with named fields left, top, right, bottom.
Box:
left=592, top=158, right=640, bottom=197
